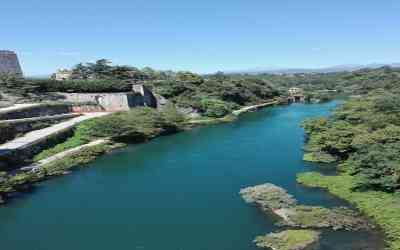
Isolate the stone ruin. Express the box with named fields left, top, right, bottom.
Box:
left=0, top=50, right=23, bottom=76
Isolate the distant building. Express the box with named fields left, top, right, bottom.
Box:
left=288, top=87, right=305, bottom=103
left=53, top=68, right=73, bottom=81
left=288, top=87, right=303, bottom=95
left=0, top=50, right=23, bottom=76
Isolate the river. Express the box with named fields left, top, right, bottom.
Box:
left=0, top=101, right=384, bottom=250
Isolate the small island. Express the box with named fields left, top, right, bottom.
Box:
left=254, top=230, right=320, bottom=250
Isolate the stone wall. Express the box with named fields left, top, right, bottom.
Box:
left=59, top=92, right=139, bottom=111
left=0, top=128, right=74, bottom=170
left=132, top=84, right=158, bottom=108
left=0, top=114, right=80, bottom=134
left=0, top=104, right=72, bottom=120
left=58, top=85, right=158, bottom=111
left=0, top=50, right=23, bottom=76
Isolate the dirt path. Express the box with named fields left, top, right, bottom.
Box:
left=0, top=112, right=109, bottom=152
left=20, top=139, right=108, bottom=172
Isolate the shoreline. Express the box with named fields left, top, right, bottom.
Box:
left=0, top=100, right=280, bottom=205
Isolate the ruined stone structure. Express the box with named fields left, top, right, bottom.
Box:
left=287, top=87, right=305, bottom=103
left=58, top=84, right=158, bottom=111
left=0, top=50, right=23, bottom=76
left=53, top=68, right=73, bottom=81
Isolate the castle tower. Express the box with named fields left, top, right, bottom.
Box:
left=0, top=50, right=23, bottom=76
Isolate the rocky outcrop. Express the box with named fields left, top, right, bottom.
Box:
left=240, top=183, right=297, bottom=211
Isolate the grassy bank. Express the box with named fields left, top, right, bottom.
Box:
left=0, top=141, right=117, bottom=196
left=297, top=172, right=400, bottom=250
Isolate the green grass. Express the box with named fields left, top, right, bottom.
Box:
left=1, top=142, right=117, bottom=196
left=303, top=152, right=337, bottom=163
left=254, top=229, right=320, bottom=250
left=33, top=132, right=88, bottom=162
left=297, top=172, right=400, bottom=250
left=303, top=153, right=318, bottom=162
left=39, top=142, right=116, bottom=176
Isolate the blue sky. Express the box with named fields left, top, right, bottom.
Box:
left=2, top=0, right=400, bottom=75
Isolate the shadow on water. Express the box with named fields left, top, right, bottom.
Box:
left=0, top=101, right=385, bottom=250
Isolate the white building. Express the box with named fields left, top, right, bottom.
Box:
left=53, top=68, right=72, bottom=81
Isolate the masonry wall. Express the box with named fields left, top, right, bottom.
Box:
left=58, top=93, right=139, bottom=111
left=0, top=104, right=72, bottom=120
left=58, top=85, right=158, bottom=111
left=0, top=50, right=23, bottom=76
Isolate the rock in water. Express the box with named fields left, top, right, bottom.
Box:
left=254, top=230, right=320, bottom=250
left=0, top=50, right=23, bottom=76
left=240, top=183, right=297, bottom=211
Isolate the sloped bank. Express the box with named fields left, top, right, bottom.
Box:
left=0, top=106, right=184, bottom=204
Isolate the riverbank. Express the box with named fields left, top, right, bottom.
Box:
left=0, top=100, right=279, bottom=205
left=297, top=172, right=400, bottom=250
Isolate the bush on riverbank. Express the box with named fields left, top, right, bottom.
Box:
left=302, top=92, right=400, bottom=192
left=34, top=106, right=185, bottom=161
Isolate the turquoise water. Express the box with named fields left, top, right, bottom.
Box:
left=0, top=102, right=383, bottom=250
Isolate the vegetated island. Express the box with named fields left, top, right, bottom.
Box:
left=239, top=183, right=371, bottom=249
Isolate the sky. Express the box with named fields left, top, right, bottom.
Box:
left=2, top=0, right=400, bottom=75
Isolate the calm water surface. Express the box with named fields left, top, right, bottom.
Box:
left=0, top=102, right=384, bottom=250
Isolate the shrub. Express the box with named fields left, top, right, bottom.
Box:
left=199, top=98, right=234, bottom=118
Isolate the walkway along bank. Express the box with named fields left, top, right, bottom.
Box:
left=0, top=84, right=159, bottom=170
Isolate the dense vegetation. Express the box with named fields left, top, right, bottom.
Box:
left=0, top=60, right=281, bottom=117
left=229, top=66, right=400, bottom=94
left=302, top=91, right=400, bottom=192
left=297, top=70, right=400, bottom=250
left=147, top=74, right=279, bottom=117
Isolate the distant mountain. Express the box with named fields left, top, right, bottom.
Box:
left=227, top=63, right=400, bottom=75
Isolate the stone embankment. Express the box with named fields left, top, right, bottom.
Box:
left=0, top=112, right=109, bottom=169
left=0, top=113, right=108, bottom=152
